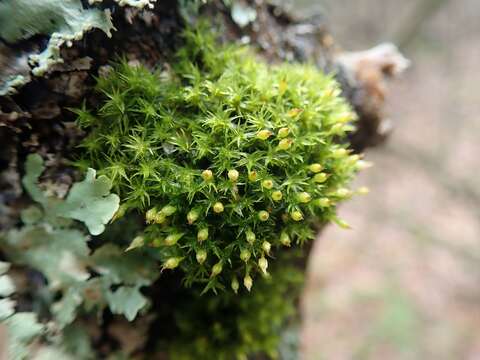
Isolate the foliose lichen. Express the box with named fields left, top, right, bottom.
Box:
left=0, top=154, right=157, bottom=358
left=0, top=0, right=157, bottom=94
left=0, top=0, right=114, bottom=78
left=0, top=261, right=47, bottom=360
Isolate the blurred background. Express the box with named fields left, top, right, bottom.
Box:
left=278, top=0, right=480, bottom=359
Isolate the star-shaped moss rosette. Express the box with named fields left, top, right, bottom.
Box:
left=74, top=26, right=369, bottom=293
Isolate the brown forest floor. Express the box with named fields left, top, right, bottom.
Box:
left=299, top=0, right=480, bottom=359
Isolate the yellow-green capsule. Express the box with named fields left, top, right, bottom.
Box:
left=211, top=262, right=223, bottom=277
left=240, top=249, right=251, bottom=262
left=163, top=257, right=182, bottom=270
left=246, top=230, right=256, bottom=244
left=197, top=228, right=209, bottom=242
left=231, top=277, right=240, bottom=293
left=309, top=163, right=323, bottom=173
left=336, top=188, right=352, bottom=198
left=335, top=218, right=351, bottom=229
left=271, top=190, right=283, bottom=201
left=349, top=154, right=361, bottom=163
left=256, top=129, right=273, bottom=140
left=280, top=232, right=291, bottom=247
left=154, top=212, right=166, bottom=224
left=196, top=249, right=207, bottom=264
left=126, top=236, right=144, bottom=251
left=315, top=197, right=330, bottom=207
left=356, top=160, right=373, bottom=170
left=164, top=233, right=183, bottom=246
left=262, top=179, right=273, bottom=189
left=313, top=173, right=328, bottom=183
left=277, top=127, right=290, bottom=138
left=336, top=111, right=355, bottom=123
left=262, top=241, right=271, bottom=254
left=332, top=148, right=348, bottom=158
left=277, top=138, right=293, bottom=150
left=202, top=169, right=214, bottom=181
left=145, top=208, right=157, bottom=223
left=228, top=169, right=239, bottom=182
left=244, top=274, right=253, bottom=291
left=297, top=192, right=311, bottom=203
left=258, top=257, right=268, bottom=275
left=330, top=123, right=345, bottom=134
left=111, top=204, right=127, bottom=222
left=213, top=202, right=224, bottom=213
left=187, top=209, right=199, bottom=224
left=258, top=210, right=269, bottom=221
left=291, top=210, right=303, bottom=222
left=161, top=205, right=176, bottom=216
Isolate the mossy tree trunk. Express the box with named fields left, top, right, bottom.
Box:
left=0, top=0, right=406, bottom=358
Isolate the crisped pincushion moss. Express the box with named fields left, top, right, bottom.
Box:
left=163, top=254, right=304, bottom=360
left=75, top=27, right=363, bottom=292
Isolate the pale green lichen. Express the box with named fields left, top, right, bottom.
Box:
left=22, top=154, right=120, bottom=235
left=0, top=0, right=115, bottom=77
left=0, top=154, right=158, bottom=358
left=89, top=0, right=157, bottom=8
left=0, top=75, right=28, bottom=96
left=0, top=262, right=46, bottom=360
left=0, top=0, right=157, bottom=93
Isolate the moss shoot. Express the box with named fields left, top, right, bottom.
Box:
left=74, top=26, right=363, bottom=292
left=163, top=257, right=304, bottom=360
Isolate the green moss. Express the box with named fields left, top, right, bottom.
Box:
left=160, top=252, right=304, bottom=360
left=75, top=25, right=362, bottom=292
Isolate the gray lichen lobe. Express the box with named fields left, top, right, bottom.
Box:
left=0, top=0, right=156, bottom=95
